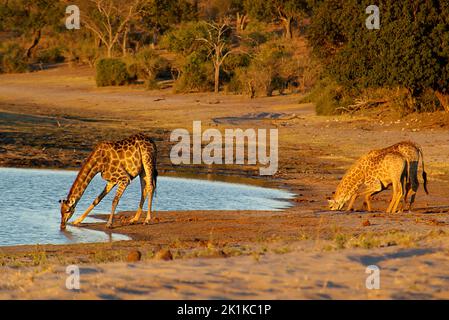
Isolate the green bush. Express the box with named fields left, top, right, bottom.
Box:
left=160, top=22, right=209, bottom=56
left=241, top=31, right=271, bottom=48
left=64, top=39, right=99, bottom=67
left=36, top=47, right=65, bottom=64
left=174, top=52, right=214, bottom=92
left=308, top=0, right=449, bottom=114
left=229, top=40, right=296, bottom=97
left=300, top=78, right=354, bottom=115
left=392, top=89, right=444, bottom=115
left=0, top=43, right=28, bottom=73
left=127, top=47, right=170, bottom=88
left=95, top=58, right=129, bottom=87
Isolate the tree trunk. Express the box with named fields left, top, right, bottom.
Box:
left=281, top=17, right=293, bottom=39
left=107, top=45, right=113, bottom=58
left=122, top=27, right=129, bottom=57
left=151, top=27, right=159, bottom=49
left=26, top=29, right=42, bottom=58
left=214, top=63, right=220, bottom=93
left=236, top=13, right=248, bottom=32
left=435, top=91, right=449, bottom=112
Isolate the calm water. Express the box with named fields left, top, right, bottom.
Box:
left=0, top=168, right=294, bottom=246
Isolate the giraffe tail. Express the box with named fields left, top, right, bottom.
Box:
left=418, top=146, right=429, bottom=194
left=152, top=166, right=158, bottom=191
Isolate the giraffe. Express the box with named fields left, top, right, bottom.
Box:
left=365, top=141, right=428, bottom=211
left=328, top=151, right=408, bottom=213
left=60, top=133, right=158, bottom=230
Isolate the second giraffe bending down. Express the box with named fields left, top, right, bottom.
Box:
left=60, top=133, right=158, bottom=229
left=367, top=141, right=428, bottom=212
left=328, top=151, right=408, bottom=213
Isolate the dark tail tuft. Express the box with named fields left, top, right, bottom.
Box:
left=418, top=147, right=429, bottom=195
left=422, top=170, right=428, bottom=194
left=152, top=167, right=158, bottom=190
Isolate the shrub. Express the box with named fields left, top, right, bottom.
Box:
left=64, top=39, right=100, bottom=67
left=127, top=47, right=170, bottom=88
left=300, top=78, right=354, bottom=115
left=392, top=89, right=444, bottom=115
left=173, top=52, right=214, bottom=92
left=308, top=0, right=449, bottom=113
left=230, top=40, right=294, bottom=97
left=160, top=22, right=209, bottom=56
left=95, top=58, right=129, bottom=87
left=0, top=43, right=28, bottom=73
left=241, top=31, right=271, bottom=48
left=36, top=47, right=65, bottom=64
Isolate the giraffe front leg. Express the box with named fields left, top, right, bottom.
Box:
left=106, top=181, right=129, bottom=229
left=73, top=182, right=115, bottom=226
left=346, top=194, right=358, bottom=211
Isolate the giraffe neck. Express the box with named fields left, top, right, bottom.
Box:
left=335, top=167, right=364, bottom=202
left=67, top=151, right=102, bottom=207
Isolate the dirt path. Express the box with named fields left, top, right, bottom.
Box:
left=1, top=65, right=449, bottom=299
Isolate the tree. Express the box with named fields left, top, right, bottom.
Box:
left=244, top=0, right=309, bottom=38
left=81, top=0, right=143, bottom=57
left=0, top=0, right=62, bottom=58
left=197, top=20, right=237, bottom=93
left=140, top=0, right=197, bottom=48
left=308, top=0, right=449, bottom=111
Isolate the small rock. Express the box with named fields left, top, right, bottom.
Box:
left=155, top=248, right=173, bottom=261
left=127, top=250, right=142, bottom=262
left=362, top=219, right=371, bottom=227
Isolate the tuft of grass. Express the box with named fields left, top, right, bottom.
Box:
left=272, top=246, right=292, bottom=255
left=327, top=230, right=430, bottom=251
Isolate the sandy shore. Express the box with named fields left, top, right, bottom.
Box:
left=2, top=238, right=449, bottom=299
left=1, top=65, right=449, bottom=299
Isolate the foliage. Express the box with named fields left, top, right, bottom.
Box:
left=140, top=0, right=197, bottom=34
left=95, top=58, right=130, bottom=87
left=300, top=78, right=354, bottom=115
left=35, top=47, right=65, bottom=64
left=174, top=52, right=214, bottom=92
left=127, top=47, right=170, bottom=87
left=0, top=0, right=63, bottom=58
left=160, top=22, right=209, bottom=56
left=69, top=40, right=100, bottom=67
left=80, top=0, right=142, bottom=57
left=308, top=0, right=449, bottom=112
left=230, top=39, right=309, bottom=97
left=0, top=43, right=29, bottom=73
left=244, top=0, right=310, bottom=38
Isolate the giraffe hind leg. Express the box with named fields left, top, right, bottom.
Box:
left=106, top=180, right=129, bottom=229
left=140, top=146, right=157, bottom=225
left=129, top=174, right=147, bottom=224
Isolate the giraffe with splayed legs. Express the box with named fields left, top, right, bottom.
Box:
left=60, top=133, right=158, bottom=230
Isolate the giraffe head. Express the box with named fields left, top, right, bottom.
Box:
left=59, top=198, right=76, bottom=229
left=328, top=188, right=353, bottom=211
left=328, top=198, right=347, bottom=211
